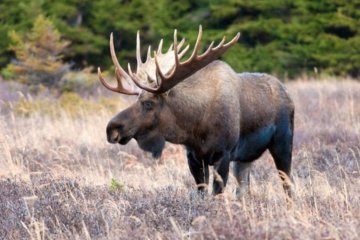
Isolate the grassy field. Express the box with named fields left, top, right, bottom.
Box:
left=0, top=79, right=359, bottom=239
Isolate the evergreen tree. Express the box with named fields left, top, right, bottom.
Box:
left=0, top=0, right=44, bottom=67
left=0, top=0, right=359, bottom=79
left=208, top=0, right=360, bottom=78
left=7, top=15, right=70, bottom=89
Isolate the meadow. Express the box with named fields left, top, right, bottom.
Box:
left=0, top=79, right=359, bottom=239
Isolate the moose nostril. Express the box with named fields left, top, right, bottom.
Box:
left=106, top=121, right=125, bottom=143
left=109, top=131, right=120, bottom=143
left=107, top=122, right=123, bottom=133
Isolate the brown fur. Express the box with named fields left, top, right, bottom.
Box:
left=106, top=60, right=294, bottom=196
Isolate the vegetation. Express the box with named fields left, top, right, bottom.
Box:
left=0, top=1, right=359, bottom=239
left=0, top=79, right=359, bottom=238
left=110, top=178, right=124, bottom=192
left=1, top=0, right=359, bottom=80
left=10, top=92, right=128, bottom=118
left=4, top=15, right=70, bottom=91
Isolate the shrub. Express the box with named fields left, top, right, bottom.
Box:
left=110, top=178, right=124, bottom=192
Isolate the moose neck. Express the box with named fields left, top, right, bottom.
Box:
left=161, top=74, right=213, bottom=146
left=157, top=60, right=240, bottom=153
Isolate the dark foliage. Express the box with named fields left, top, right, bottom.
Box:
left=0, top=0, right=359, bottom=78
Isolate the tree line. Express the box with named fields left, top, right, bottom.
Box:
left=1, top=0, right=359, bottom=80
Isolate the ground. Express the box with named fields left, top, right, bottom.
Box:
left=0, top=79, right=359, bottom=239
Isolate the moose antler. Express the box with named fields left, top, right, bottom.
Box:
left=98, top=33, right=140, bottom=95
left=137, top=32, right=189, bottom=83
left=128, top=25, right=240, bottom=94
left=98, top=26, right=240, bottom=95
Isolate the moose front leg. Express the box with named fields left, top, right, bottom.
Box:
left=212, top=153, right=231, bottom=195
left=233, top=162, right=252, bottom=199
left=187, top=151, right=209, bottom=193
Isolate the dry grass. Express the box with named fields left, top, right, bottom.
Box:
left=0, top=79, right=359, bottom=239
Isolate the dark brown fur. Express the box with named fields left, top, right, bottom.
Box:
left=106, top=60, right=294, bottom=196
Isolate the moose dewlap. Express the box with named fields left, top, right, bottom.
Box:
left=98, top=26, right=294, bottom=198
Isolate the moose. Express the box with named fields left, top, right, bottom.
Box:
left=98, top=26, right=294, bottom=198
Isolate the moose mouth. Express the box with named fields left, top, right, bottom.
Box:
left=118, top=136, right=133, bottom=145
left=107, top=130, right=133, bottom=145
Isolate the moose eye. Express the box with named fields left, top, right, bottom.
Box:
left=142, top=101, right=154, bottom=111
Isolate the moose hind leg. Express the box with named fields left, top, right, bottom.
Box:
left=187, top=151, right=209, bottom=193
left=269, top=140, right=293, bottom=198
left=233, top=162, right=252, bottom=199
left=269, top=117, right=294, bottom=198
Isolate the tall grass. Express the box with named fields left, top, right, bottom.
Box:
left=0, top=79, right=359, bottom=239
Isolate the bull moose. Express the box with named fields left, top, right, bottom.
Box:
left=98, top=26, right=294, bottom=198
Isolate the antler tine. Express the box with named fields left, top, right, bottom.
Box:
left=177, top=38, right=185, bottom=51
left=224, top=32, right=241, bottom=47
left=167, top=43, right=173, bottom=53
left=146, top=45, right=152, bottom=62
left=179, top=44, right=190, bottom=58
left=110, top=33, right=125, bottom=74
left=153, top=51, right=162, bottom=87
left=97, top=33, right=139, bottom=95
left=198, top=41, right=214, bottom=59
left=173, top=29, right=180, bottom=67
left=188, top=25, right=203, bottom=61
left=136, top=31, right=143, bottom=69
left=154, top=51, right=166, bottom=82
left=97, top=67, right=138, bottom=96
left=213, top=36, right=226, bottom=50
left=98, top=67, right=114, bottom=91
left=157, top=39, right=163, bottom=55
left=171, top=31, right=190, bottom=68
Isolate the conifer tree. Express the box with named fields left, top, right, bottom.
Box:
left=7, top=15, right=70, bottom=89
